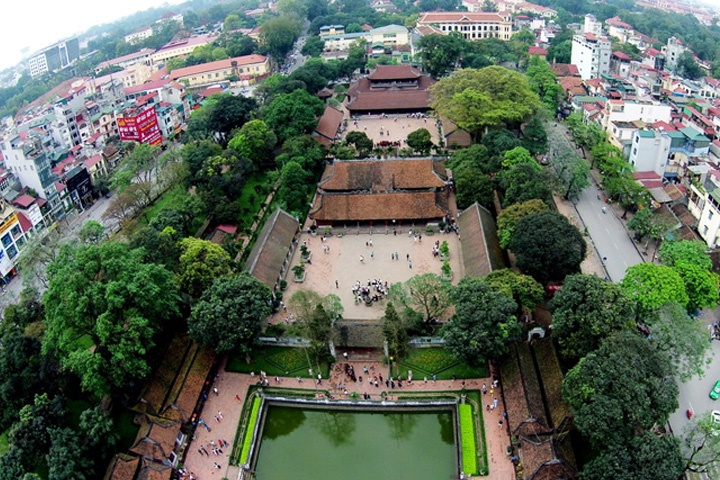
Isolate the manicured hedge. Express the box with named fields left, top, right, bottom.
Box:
left=239, top=397, right=262, bottom=465
left=459, top=403, right=478, bottom=475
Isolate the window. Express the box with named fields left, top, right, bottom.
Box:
left=704, top=225, right=709, bottom=236
left=6, top=245, right=17, bottom=259
left=10, top=225, right=21, bottom=238
left=1, top=234, right=12, bottom=248
left=632, top=148, right=637, bottom=156
left=710, top=211, right=714, bottom=221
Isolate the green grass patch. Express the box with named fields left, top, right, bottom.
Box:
left=116, top=410, right=141, bottom=451
left=226, top=346, right=330, bottom=378
left=459, top=403, right=478, bottom=475
left=138, top=185, right=207, bottom=233
left=236, top=172, right=270, bottom=230
left=0, top=429, right=8, bottom=456
left=397, top=348, right=488, bottom=379
left=239, top=397, right=262, bottom=465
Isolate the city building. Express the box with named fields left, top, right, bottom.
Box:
left=27, top=38, right=80, bottom=78
left=94, top=48, right=155, bottom=74
left=168, top=54, right=269, bottom=89
left=124, top=27, right=155, bottom=45
left=582, top=14, right=602, bottom=36
left=319, top=25, right=345, bottom=36
left=0, top=202, right=29, bottom=282
left=663, top=36, right=688, bottom=72
left=322, top=25, right=410, bottom=54
left=415, top=12, right=513, bottom=41
left=600, top=99, right=672, bottom=131
left=151, top=34, right=219, bottom=64
left=571, top=33, right=611, bottom=80
left=116, top=97, right=163, bottom=146
left=609, top=51, right=632, bottom=78
left=628, top=129, right=672, bottom=177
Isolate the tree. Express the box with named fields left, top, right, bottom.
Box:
left=189, top=274, right=272, bottom=355
left=501, top=146, right=539, bottom=170
left=46, top=427, right=89, bottom=480
left=485, top=269, right=544, bottom=313
left=500, top=162, right=556, bottom=207
left=223, top=14, right=243, bottom=31
left=443, top=277, right=520, bottom=363
left=206, top=94, right=257, bottom=145
left=644, top=302, right=711, bottom=380
left=406, top=128, right=433, bottom=155
left=660, top=240, right=719, bottom=311
left=496, top=199, right=548, bottom=248
left=345, top=131, right=374, bottom=157
left=549, top=274, right=636, bottom=360
left=521, top=116, right=548, bottom=154
left=627, top=208, right=655, bottom=241
left=419, top=32, right=467, bottom=78
left=129, top=226, right=181, bottom=269
left=455, top=169, right=494, bottom=209
left=79, top=406, right=118, bottom=449
left=580, top=431, right=683, bottom=480
left=677, top=51, right=703, bottom=79
left=557, top=156, right=590, bottom=200
left=620, top=263, right=689, bottom=316
left=288, top=290, right=342, bottom=358
left=447, top=143, right=499, bottom=176
left=277, top=161, right=312, bottom=214
left=509, top=211, right=586, bottom=284
left=228, top=119, right=277, bottom=167
left=264, top=89, right=325, bottom=142
left=389, top=273, right=453, bottom=323
left=301, top=35, right=325, bottom=57
left=680, top=410, right=720, bottom=475
left=9, top=393, right=65, bottom=459
left=430, top=67, right=540, bottom=140
left=525, top=56, right=563, bottom=112
left=1, top=287, right=45, bottom=336
left=383, top=303, right=409, bottom=359
left=43, top=242, right=180, bottom=394
left=562, top=331, right=678, bottom=447
left=659, top=240, right=712, bottom=270
left=78, top=220, right=105, bottom=244
left=260, top=15, right=303, bottom=60
left=176, top=238, right=232, bottom=298
left=0, top=448, right=25, bottom=480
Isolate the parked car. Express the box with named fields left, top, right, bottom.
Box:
left=710, top=380, right=720, bottom=400
left=711, top=410, right=720, bottom=436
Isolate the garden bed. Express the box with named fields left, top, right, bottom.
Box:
left=398, top=348, right=488, bottom=380
left=459, top=404, right=478, bottom=475
left=225, top=346, right=330, bottom=378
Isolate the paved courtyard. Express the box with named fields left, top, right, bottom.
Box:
left=345, top=114, right=443, bottom=148
left=276, top=231, right=463, bottom=321
left=181, top=358, right=515, bottom=480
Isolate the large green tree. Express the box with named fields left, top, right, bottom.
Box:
left=443, top=277, right=520, bottom=363
left=496, top=199, right=548, bottom=248
left=509, top=211, right=586, bottom=284
left=228, top=119, right=277, bottom=167
left=680, top=410, right=720, bottom=475
left=189, top=274, right=272, bottom=355
left=406, top=128, right=434, bottom=155
left=260, top=15, right=303, bottom=60
left=264, top=89, right=325, bottom=142
left=43, top=242, right=179, bottom=393
left=659, top=240, right=719, bottom=311
left=620, top=263, right=689, bottom=315
left=382, top=303, right=409, bottom=359
left=562, top=331, right=678, bottom=447
left=500, top=162, right=556, bottom=207
left=46, top=427, right=89, bottom=480
left=176, top=238, right=232, bottom=298
left=485, top=269, right=545, bottom=313
left=388, top=273, right=454, bottom=323
left=418, top=32, right=467, bottom=78
left=549, top=274, right=636, bottom=360
left=430, top=66, right=540, bottom=139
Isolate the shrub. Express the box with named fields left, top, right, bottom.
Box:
left=459, top=404, right=478, bottom=475
left=239, top=397, right=262, bottom=465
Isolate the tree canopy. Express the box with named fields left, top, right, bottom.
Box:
left=430, top=66, right=540, bottom=139
left=562, top=331, right=678, bottom=447
left=418, top=32, right=467, bottom=78
left=189, top=274, right=272, bottom=355
left=43, top=242, right=179, bottom=394
left=509, top=210, right=586, bottom=284
left=227, top=119, right=277, bottom=167
left=264, top=89, right=325, bottom=142
left=485, top=269, right=544, bottom=313
left=496, top=199, right=548, bottom=248
left=549, top=274, right=636, bottom=360
left=406, top=128, right=434, bottom=155
left=620, top=263, right=689, bottom=315
left=176, top=238, right=232, bottom=298
left=388, top=273, right=454, bottom=324
left=443, top=277, right=520, bottom=363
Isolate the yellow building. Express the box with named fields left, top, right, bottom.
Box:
left=416, top=12, right=513, bottom=41
left=151, top=34, right=219, bottom=64
left=168, top=55, right=270, bottom=88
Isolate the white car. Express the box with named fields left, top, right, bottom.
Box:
left=712, top=410, right=720, bottom=436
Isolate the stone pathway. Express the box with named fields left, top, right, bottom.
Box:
left=180, top=357, right=515, bottom=480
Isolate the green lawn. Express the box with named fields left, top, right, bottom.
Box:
left=226, top=346, right=330, bottom=378
left=236, top=171, right=271, bottom=230
left=459, top=404, right=478, bottom=475
left=138, top=185, right=206, bottom=233
left=239, top=397, right=261, bottom=465
left=397, top=348, right=488, bottom=380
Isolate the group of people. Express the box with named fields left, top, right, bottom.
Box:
left=352, top=279, right=389, bottom=305
left=710, top=321, right=720, bottom=341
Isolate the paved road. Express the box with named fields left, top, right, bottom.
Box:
left=546, top=122, right=644, bottom=282
left=668, top=308, right=720, bottom=480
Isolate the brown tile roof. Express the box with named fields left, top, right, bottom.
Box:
left=550, top=63, right=580, bottom=77
left=367, top=65, right=421, bottom=81
left=130, top=420, right=180, bottom=462
left=169, top=55, right=267, bottom=80
left=314, top=106, right=344, bottom=140
left=520, top=439, right=578, bottom=480
left=456, top=203, right=505, bottom=277
left=334, top=322, right=385, bottom=346
left=310, top=190, right=449, bottom=222
left=320, top=158, right=448, bottom=191
left=244, top=208, right=299, bottom=288
left=137, top=459, right=173, bottom=480
left=346, top=90, right=432, bottom=111
left=106, top=454, right=140, bottom=480
left=418, top=11, right=508, bottom=23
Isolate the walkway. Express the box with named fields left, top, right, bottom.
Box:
left=181, top=358, right=514, bottom=480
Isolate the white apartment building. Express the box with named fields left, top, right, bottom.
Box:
left=582, top=14, right=602, bottom=36
left=628, top=130, right=672, bottom=177
left=125, top=27, right=154, bottom=45
left=663, top=36, right=688, bottom=72
left=94, top=48, right=155, bottom=74
left=416, top=12, right=513, bottom=41
left=600, top=99, right=672, bottom=130
left=571, top=33, right=611, bottom=80
left=322, top=25, right=410, bottom=52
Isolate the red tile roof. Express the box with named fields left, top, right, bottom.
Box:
left=310, top=190, right=450, bottom=222
left=16, top=212, right=33, bottom=232
left=84, top=154, right=102, bottom=169
left=550, top=63, right=579, bottom=76
left=367, top=65, right=421, bottom=81
left=314, top=106, right=344, bottom=141
left=528, top=46, right=548, bottom=55
left=634, top=171, right=662, bottom=180
left=418, top=11, right=508, bottom=23
left=198, top=87, right=225, bottom=98
left=612, top=51, right=632, bottom=61
left=320, top=158, right=448, bottom=191
left=169, top=55, right=267, bottom=80
left=125, top=78, right=172, bottom=95
left=216, top=224, right=238, bottom=234
left=12, top=194, right=36, bottom=208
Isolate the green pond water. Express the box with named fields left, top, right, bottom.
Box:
left=254, top=405, right=456, bottom=480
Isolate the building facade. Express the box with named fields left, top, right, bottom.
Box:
left=27, top=38, right=80, bottom=78
left=169, top=55, right=269, bottom=88
left=117, top=105, right=163, bottom=146
left=416, top=12, right=513, bottom=41
left=571, top=33, right=611, bottom=80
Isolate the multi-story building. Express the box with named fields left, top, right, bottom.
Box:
left=609, top=51, right=632, bottom=78
left=151, top=34, right=219, bottom=64
left=663, top=36, right=688, bottom=72
left=415, top=12, right=513, bottom=41
left=322, top=25, right=410, bottom=53
left=0, top=202, right=29, bottom=282
left=571, top=33, right=611, bottom=80
left=94, top=48, right=155, bottom=74
left=600, top=99, right=672, bottom=130
left=124, top=27, right=155, bottom=45
left=169, top=54, right=270, bottom=89
left=27, top=38, right=80, bottom=78
left=582, top=14, right=603, bottom=36
left=0, top=133, right=61, bottom=218
left=320, top=25, right=345, bottom=36
left=116, top=100, right=163, bottom=146
left=628, top=129, right=672, bottom=177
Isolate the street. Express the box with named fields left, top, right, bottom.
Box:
left=546, top=121, right=644, bottom=282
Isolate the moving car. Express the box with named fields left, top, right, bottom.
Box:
left=711, top=410, right=720, bottom=436
left=711, top=380, right=720, bottom=400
